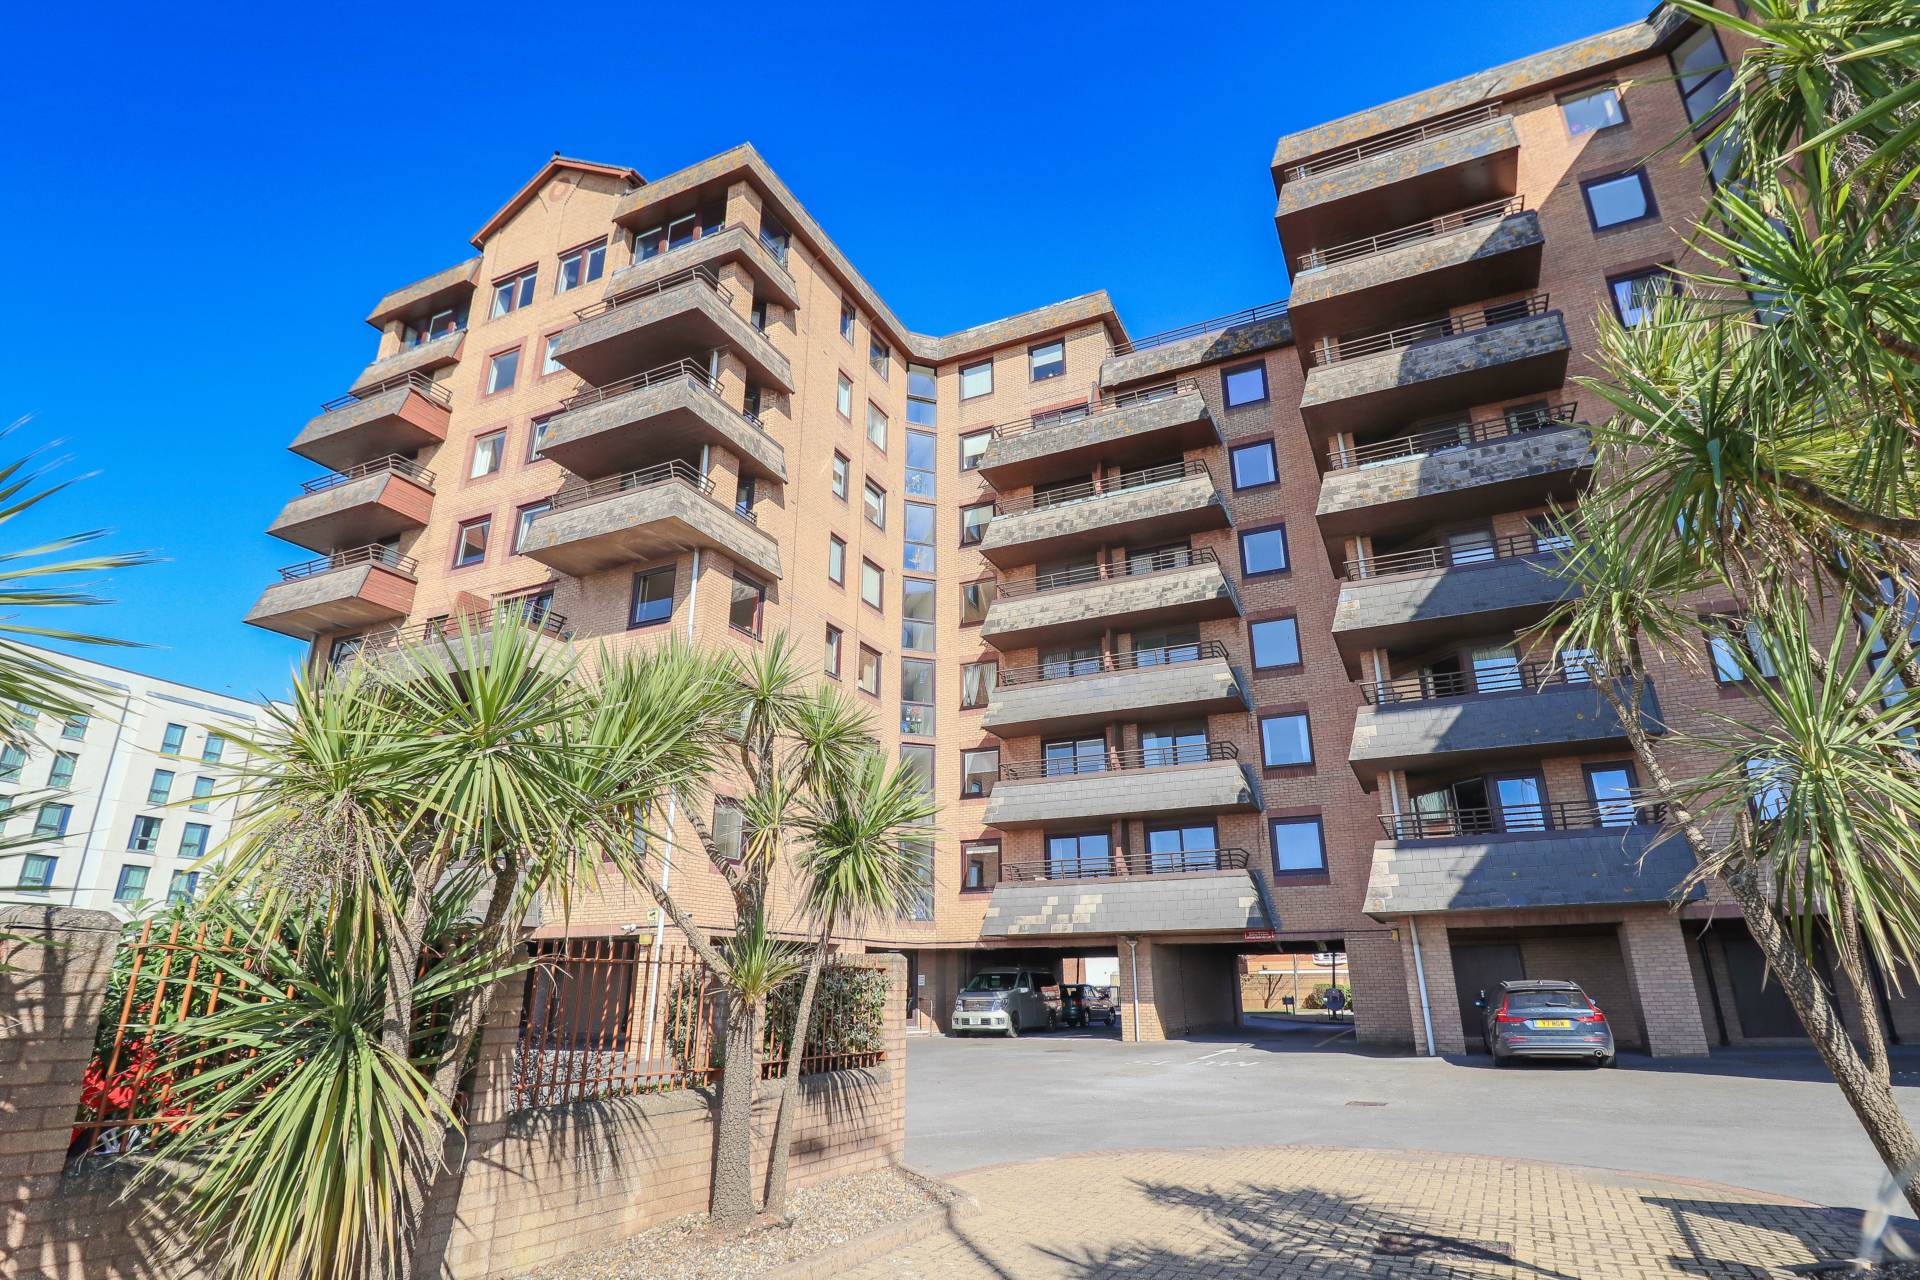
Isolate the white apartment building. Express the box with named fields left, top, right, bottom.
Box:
left=0, top=647, right=276, bottom=918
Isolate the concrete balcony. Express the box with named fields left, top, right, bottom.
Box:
left=979, top=461, right=1230, bottom=569
left=339, top=604, right=572, bottom=680
left=981, top=743, right=1260, bottom=831
left=975, top=382, right=1218, bottom=489
left=600, top=223, right=799, bottom=310
left=1099, top=303, right=1293, bottom=391
left=538, top=359, right=786, bottom=484
left=289, top=373, right=452, bottom=472
left=267, top=457, right=435, bottom=554
left=1348, top=664, right=1659, bottom=782
left=244, top=547, right=417, bottom=640
left=1299, top=301, right=1570, bottom=441
left=550, top=267, right=793, bottom=393
left=981, top=850, right=1270, bottom=938
left=517, top=460, right=781, bottom=580
left=365, top=259, right=479, bottom=329
left=1288, top=199, right=1543, bottom=351
left=1332, top=536, right=1574, bottom=663
left=1362, top=804, right=1697, bottom=917
left=348, top=329, right=465, bottom=397
left=1316, top=409, right=1593, bottom=542
left=980, top=547, right=1241, bottom=652
left=1275, top=105, right=1520, bottom=265
left=983, top=641, right=1247, bottom=738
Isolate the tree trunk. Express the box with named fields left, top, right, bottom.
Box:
left=764, top=920, right=831, bottom=1219
left=710, top=986, right=762, bottom=1231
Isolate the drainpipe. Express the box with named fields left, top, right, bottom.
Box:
left=638, top=795, right=678, bottom=1064
left=1124, top=936, right=1141, bottom=1043
left=1408, top=917, right=1438, bottom=1057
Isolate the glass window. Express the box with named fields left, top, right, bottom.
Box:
left=128, top=814, right=163, bottom=852
left=836, top=373, right=853, bottom=418
left=486, top=348, right=520, bottom=394
left=114, top=864, right=149, bottom=903
left=902, top=578, right=936, bottom=650
left=1609, top=267, right=1675, bottom=327
left=61, top=713, right=87, bottom=740
left=861, top=560, right=884, bottom=610
left=147, top=769, right=174, bottom=806
left=959, top=360, right=994, bottom=399
left=962, top=749, right=999, bottom=798
left=201, top=734, right=225, bottom=764
left=1240, top=526, right=1290, bottom=576
left=20, top=853, right=56, bottom=888
left=1044, top=736, right=1108, bottom=777
left=1041, top=643, right=1104, bottom=682
left=1747, top=755, right=1791, bottom=820
left=961, top=660, right=997, bottom=709
left=963, top=840, right=1000, bottom=887
left=556, top=240, right=606, bottom=293
left=857, top=644, right=882, bottom=696
left=471, top=431, right=506, bottom=477
left=454, top=517, right=491, bottom=567
left=48, top=751, right=76, bottom=789
left=190, top=776, right=215, bottom=811
left=630, top=566, right=675, bottom=627
left=728, top=573, right=766, bottom=637
left=161, top=723, right=187, bottom=755
left=527, top=414, right=556, bottom=461
left=1046, top=831, right=1109, bottom=877
left=1230, top=440, right=1278, bottom=489
left=1259, top=712, right=1312, bottom=767
left=828, top=534, right=847, bottom=584
left=1146, top=822, right=1218, bottom=872
left=1583, top=170, right=1655, bottom=228
left=900, top=658, right=935, bottom=735
left=540, top=333, right=563, bottom=376
left=870, top=337, right=891, bottom=380
left=823, top=625, right=843, bottom=678
left=491, top=267, right=536, bottom=317
left=0, top=745, right=23, bottom=782
left=867, top=403, right=888, bottom=450
left=960, top=579, right=995, bottom=625
left=1250, top=616, right=1301, bottom=668
left=907, top=364, right=937, bottom=426
left=168, top=869, right=200, bottom=905
left=1560, top=84, right=1625, bottom=135
left=905, top=503, right=936, bottom=572
left=1029, top=340, right=1065, bottom=382
left=831, top=451, right=850, bottom=499
left=960, top=502, right=993, bottom=546
left=514, top=501, right=551, bottom=552
left=863, top=479, right=886, bottom=528
left=906, top=430, right=937, bottom=496
left=840, top=300, right=856, bottom=342
left=1271, top=817, right=1327, bottom=873
left=1223, top=361, right=1268, bottom=407
left=1672, top=25, right=1733, bottom=124
left=179, top=822, right=211, bottom=859
left=1711, top=619, right=1777, bottom=682
left=32, top=804, right=70, bottom=837
left=959, top=430, right=991, bottom=472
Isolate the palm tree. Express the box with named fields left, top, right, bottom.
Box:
left=764, top=748, right=938, bottom=1219
left=1543, top=0, right=1920, bottom=1211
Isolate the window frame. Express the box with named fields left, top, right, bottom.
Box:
left=860, top=558, right=885, bottom=611
left=1221, top=360, right=1269, bottom=408
left=863, top=478, right=887, bottom=529
left=1249, top=615, right=1303, bottom=671
left=629, top=564, right=677, bottom=629
left=959, top=501, right=994, bottom=547
left=866, top=401, right=889, bottom=451
left=823, top=624, right=844, bottom=679
left=1229, top=439, right=1279, bottom=491
left=857, top=643, right=882, bottom=697
left=1270, top=816, right=1328, bottom=875
left=836, top=372, right=854, bottom=420
left=451, top=515, right=493, bottom=570
left=727, top=572, right=768, bottom=639
left=959, top=359, right=995, bottom=400
left=512, top=500, right=551, bottom=553
left=555, top=237, right=608, bottom=295
left=960, top=660, right=998, bottom=710
left=482, top=343, right=522, bottom=397
left=128, top=814, right=163, bottom=853
left=1028, top=339, right=1066, bottom=383
left=1607, top=264, right=1677, bottom=327
left=1580, top=167, right=1659, bottom=231
left=961, top=838, right=1001, bottom=890
left=1558, top=82, right=1628, bottom=137
left=959, top=429, right=992, bottom=472
left=831, top=450, right=850, bottom=500
left=1258, top=710, right=1314, bottom=769
left=827, top=533, right=847, bottom=585
left=1238, top=522, right=1292, bottom=578
left=960, top=578, right=995, bottom=627
left=489, top=265, right=537, bottom=318
left=960, top=748, right=1000, bottom=799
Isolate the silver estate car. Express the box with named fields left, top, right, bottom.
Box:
left=1479, top=979, right=1616, bottom=1068
left=951, top=967, right=1055, bottom=1037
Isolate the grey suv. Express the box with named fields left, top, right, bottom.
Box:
left=951, top=967, right=1055, bottom=1036
left=1479, top=979, right=1616, bottom=1068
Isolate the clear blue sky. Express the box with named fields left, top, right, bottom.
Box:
left=0, top=0, right=1651, bottom=703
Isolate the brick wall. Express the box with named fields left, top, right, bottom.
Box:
left=0, top=911, right=906, bottom=1280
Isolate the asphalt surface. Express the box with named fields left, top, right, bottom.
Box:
left=902, top=1020, right=1920, bottom=1213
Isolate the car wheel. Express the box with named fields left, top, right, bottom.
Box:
left=1006, top=1015, right=1020, bottom=1039
left=1046, top=1009, right=1058, bottom=1031
left=1105, top=1014, right=1116, bottom=1027
left=1491, top=1050, right=1509, bottom=1068
left=1598, top=1053, right=1617, bottom=1069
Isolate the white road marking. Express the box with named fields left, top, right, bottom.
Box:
left=1189, top=1047, right=1242, bottom=1065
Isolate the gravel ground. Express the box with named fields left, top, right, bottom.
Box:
left=511, top=1166, right=961, bottom=1280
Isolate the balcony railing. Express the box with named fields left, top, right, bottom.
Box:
left=318, top=370, right=453, bottom=415
left=1345, top=528, right=1570, bottom=581
left=346, top=603, right=571, bottom=662
left=1001, top=847, right=1251, bottom=882
left=574, top=264, right=731, bottom=320
left=277, top=544, right=419, bottom=582
left=994, top=459, right=1212, bottom=517
left=544, top=459, right=762, bottom=529
left=1108, top=302, right=1291, bottom=357
left=997, top=639, right=1230, bottom=688
left=1379, top=795, right=1664, bottom=840
left=299, top=454, right=435, bottom=496
left=988, top=379, right=1197, bottom=442
left=995, top=545, right=1223, bottom=599
left=1280, top=102, right=1505, bottom=183
left=1297, top=196, right=1526, bottom=272
left=555, top=357, right=773, bottom=436
left=1329, top=403, right=1577, bottom=470
left=1310, top=294, right=1550, bottom=368
left=1361, top=657, right=1607, bottom=706
left=1000, top=739, right=1239, bottom=781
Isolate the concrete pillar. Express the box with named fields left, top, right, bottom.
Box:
left=1617, top=911, right=1711, bottom=1057
left=1398, top=916, right=1465, bottom=1055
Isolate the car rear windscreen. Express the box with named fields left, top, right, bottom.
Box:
left=1507, top=991, right=1589, bottom=1012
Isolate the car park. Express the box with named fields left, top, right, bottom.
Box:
left=1477, top=979, right=1616, bottom=1068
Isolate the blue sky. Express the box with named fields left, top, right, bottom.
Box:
left=0, top=0, right=1651, bottom=703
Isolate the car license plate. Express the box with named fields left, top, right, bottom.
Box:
left=1534, top=1019, right=1572, bottom=1029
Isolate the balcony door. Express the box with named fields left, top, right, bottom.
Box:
left=1041, top=642, right=1103, bottom=680
left=1490, top=772, right=1548, bottom=832
left=1047, top=831, right=1111, bottom=878
left=1471, top=644, right=1522, bottom=693
left=1447, top=528, right=1497, bottom=566
left=1126, top=542, right=1189, bottom=576
left=1134, top=624, right=1201, bottom=667
left=1043, top=736, right=1107, bottom=777
left=1585, top=763, right=1639, bottom=827
left=1146, top=822, right=1218, bottom=874
left=1141, top=722, right=1207, bottom=768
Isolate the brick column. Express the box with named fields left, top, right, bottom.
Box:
left=0, top=906, right=123, bottom=1275
left=1617, top=911, right=1711, bottom=1057
left=1398, top=916, right=1465, bottom=1055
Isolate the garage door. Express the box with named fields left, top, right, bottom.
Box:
left=1451, top=943, right=1524, bottom=1051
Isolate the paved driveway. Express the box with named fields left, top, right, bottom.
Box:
left=903, top=1024, right=1920, bottom=1212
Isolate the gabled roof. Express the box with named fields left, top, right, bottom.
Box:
left=470, top=155, right=644, bottom=249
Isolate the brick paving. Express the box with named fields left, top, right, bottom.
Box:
left=852, top=1146, right=1863, bottom=1278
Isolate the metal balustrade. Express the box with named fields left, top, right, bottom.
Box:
left=276, top=544, right=420, bottom=582
left=994, top=545, right=1223, bottom=598
left=1361, top=656, right=1607, bottom=705
left=1297, top=196, right=1525, bottom=272
left=1280, top=103, right=1505, bottom=183
left=573, top=264, right=731, bottom=320
left=318, top=370, right=452, bottom=414
left=996, top=639, right=1230, bottom=688
left=1310, top=294, right=1551, bottom=367
left=1108, top=302, right=1291, bottom=357
left=987, top=379, right=1197, bottom=442
left=554, top=357, right=773, bottom=436
left=547, top=459, right=711, bottom=511
left=1000, top=739, right=1239, bottom=781
left=1345, top=529, right=1572, bottom=581
left=1000, top=847, right=1251, bottom=882
left=1379, top=796, right=1663, bottom=840
left=346, top=602, right=571, bottom=660
left=298, top=454, right=435, bottom=495
left=993, top=459, right=1212, bottom=517
left=1329, top=403, right=1577, bottom=470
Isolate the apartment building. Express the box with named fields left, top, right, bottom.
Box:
left=0, top=649, right=269, bottom=918
left=245, top=4, right=1886, bottom=1053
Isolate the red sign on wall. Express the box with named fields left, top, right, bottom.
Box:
left=1243, top=929, right=1277, bottom=943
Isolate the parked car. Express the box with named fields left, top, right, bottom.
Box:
left=1477, top=979, right=1615, bottom=1068
left=1054, top=983, right=1118, bottom=1028
left=951, top=967, right=1056, bottom=1036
